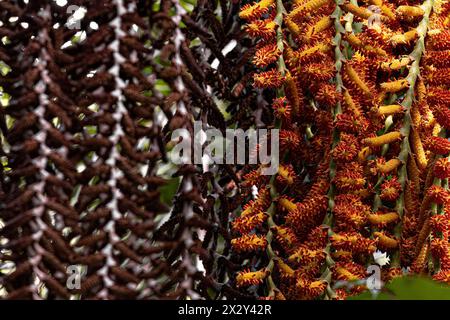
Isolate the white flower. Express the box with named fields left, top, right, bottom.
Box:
left=373, top=250, right=390, bottom=266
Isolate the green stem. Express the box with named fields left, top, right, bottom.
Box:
left=393, top=0, right=434, bottom=267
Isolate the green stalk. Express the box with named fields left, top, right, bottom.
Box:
left=263, top=0, right=286, bottom=298
left=392, top=0, right=434, bottom=266
left=320, top=0, right=346, bottom=300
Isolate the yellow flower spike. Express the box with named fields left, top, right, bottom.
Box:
left=278, top=165, right=295, bottom=185
left=411, top=103, right=421, bottom=127
left=380, top=57, right=411, bottom=71
left=377, top=105, right=404, bottom=116
left=347, top=33, right=362, bottom=47
left=297, top=42, right=332, bottom=61
left=407, top=158, right=421, bottom=194
left=342, top=3, right=373, bottom=19
left=433, top=123, right=442, bottom=137
left=358, top=146, right=372, bottom=162
left=390, top=30, right=418, bottom=45
left=377, top=158, right=401, bottom=174
left=231, top=234, right=267, bottom=252
left=363, top=131, right=402, bottom=147
left=373, top=232, right=399, bottom=249
left=285, top=17, right=301, bottom=36
left=345, top=64, right=373, bottom=98
left=332, top=250, right=353, bottom=260
left=343, top=90, right=362, bottom=117
left=284, top=71, right=300, bottom=116
left=410, top=128, right=428, bottom=170
left=396, top=5, right=425, bottom=18
left=276, top=259, right=295, bottom=278
left=236, top=268, right=270, bottom=287
left=368, top=212, right=400, bottom=225
left=239, top=0, right=275, bottom=20
left=336, top=267, right=359, bottom=281
left=278, top=197, right=298, bottom=213
left=306, top=16, right=333, bottom=40
left=369, top=0, right=396, bottom=20
left=380, top=79, right=410, bottom=93
left=411, top=243, right=429, bottom=273
left=271, top=225, right=298, bottom=250
left=288, top=0, right=331, bottom=20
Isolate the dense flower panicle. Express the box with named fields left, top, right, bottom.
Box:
left=333, top=261, right=366, bottom=282
left=330, top=233, right=376, bottom=254
left=315, top=84, right=342, bottom=107
left=427, top=87, right=450, bottom=105
left=288, top=245, right=326, bottom=266
left=246, top=20, right=277, bottom=40
left=253, top=69, right=285, bottom=88
left=367, top=212, right=400, bottom=226
left=434, top=158, right=450, bottom=179
left=295, top=276, right=327, bottom=299
left=333, top=163, right=366, bottom=192
left=426, top=185, right=450, bottom=205
left=426, top=136, right=450, bottom=155
left=333, top=194, right=370, bottom=231
left=277, top=164, right=297, bottom=186
left=376, top=158, right=402, bottom=175
left=231, top=234, right=268, bottom=252
left=380, top=177, right=402, bottom=202
left=232, top=211, right=268, bottom=234
left=279, top=130, right=301, bottom=152
left=331, top=134, right=359, bottom=163
left=236, top=268, right=270, bottom=287
left=373, top=231, right=399, bottom=250
left=272, top=97, right=292, bottom=122
left=239, top=0, right=275, bottom=21
left=335, top=113, right=369, bottom=134
left=230, top=0, right=450, bottom=300
left=242, top=167, right=270, bottom=188
left=363, top=131, right=402, bottom=147
left=253, top=42, right=281, bottom=68
left=432, top=106, right=450, bottom=130
left=429, top=214, right=449, bottom=234
left=271, top=225, right=299, bottom=251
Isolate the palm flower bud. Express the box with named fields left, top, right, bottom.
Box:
left=380, top=177, right=402, bottom=202
left=253, top=69, right=285, bottom=88
left=236, top=268, right=270, bottom=287
left=295, top=276, right=327, bottom=299
left=331, top=134, right=359, bottom=163
left=246, top=19, right=277, bottom=40
left=272, top=97, right=292, bottom=122
left=373, top=231, right=399, bottom=250
left=330, top=232, right=376, bottom=254
left=368, top=212, right=400, bottom=226
left=288, top=245, right=326, bottom=266
left=232, top=211, right=268, bottom=234
left=277, top=164, right=297, bottom=186
left=239, top=0, right=275, bottom=21
left=426, top=185, right=450, bottom=205
left=433, top=270, right=450, bottom=285
left=253, top=42, right=281, bottom=68
left=271, top=225, right=299, bottom=251
left=426, top=136, right=450, bottom=155
left=375, top=158, right=402, bottom=175
left=363, top=131, right=402, bottom=147
left=333, top=261, right=366, bottom=282
left=333, top=162, right=366, bottom=192
left=231, top=234, right=268, bottom=252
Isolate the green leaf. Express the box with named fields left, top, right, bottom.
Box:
left=349, top=276, right=450, bottom=300
left=159, top=177, right=181, bottom=206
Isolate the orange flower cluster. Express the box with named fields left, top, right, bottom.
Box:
left=231, top=0, right=450, bottom=299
